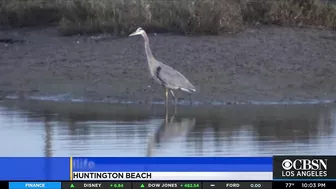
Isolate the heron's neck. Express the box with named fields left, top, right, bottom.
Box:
left=142, top=32, right=155, bottom=61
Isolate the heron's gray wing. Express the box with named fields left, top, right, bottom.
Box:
left=156, top=63, right=196, bottom=92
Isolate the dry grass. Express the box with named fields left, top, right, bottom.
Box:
left=57, top=0, right=243, bottom=35
left=243, top=0, right=336, bottom=28
left=0, top=0, right=61, bottom=27
left=0, top=0, right=335, bottom=35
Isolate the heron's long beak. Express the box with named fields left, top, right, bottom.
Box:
left=129, top=31, right=139, bottom=36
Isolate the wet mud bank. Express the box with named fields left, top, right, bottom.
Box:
left=1, top=26, right=336, bottom=105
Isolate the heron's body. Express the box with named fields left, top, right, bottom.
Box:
left=152, top=61, right=195, bottom=93
left=129, top=27, right=196, bottom=107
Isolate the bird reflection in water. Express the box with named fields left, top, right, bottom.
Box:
left=146, top=108, right=196, bottom=156
left=43, top=111, right=52, bottom=157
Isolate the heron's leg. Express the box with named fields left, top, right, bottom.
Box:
left=189, top=94, right=193, bottom=105
left=165, top=106, right=169, bottom=124
left=170, top=90, right=177, bottom=104
left=170, top=90, right=177, bottom=113
left=165, top=88, right=169, bottom=111
left=169, top=110, right=176, bottom=123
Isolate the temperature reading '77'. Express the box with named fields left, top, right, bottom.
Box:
left=286, top=183, right=295, bottom=188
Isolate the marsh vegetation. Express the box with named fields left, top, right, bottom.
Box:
left=0, top=0, right=335, bottom=35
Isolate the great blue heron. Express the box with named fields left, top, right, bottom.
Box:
left=129, top=27, right=196, bottom=108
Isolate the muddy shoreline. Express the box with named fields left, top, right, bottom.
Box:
left=1, top=26, right=336, bottom=105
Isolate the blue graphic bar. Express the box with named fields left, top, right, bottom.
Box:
left=9, top=182, right=61, bottom=189
left=72, top=157, right=272, bottom=172
left=0, top=158, right=70, bottom=180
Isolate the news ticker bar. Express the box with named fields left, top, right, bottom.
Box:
left=3, top=181, right=336, bottom=189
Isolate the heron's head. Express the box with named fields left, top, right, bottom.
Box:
left=129, top=27, right=145, bottom=37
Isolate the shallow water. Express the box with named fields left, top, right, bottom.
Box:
left=0, top=100, right=335, bottom=157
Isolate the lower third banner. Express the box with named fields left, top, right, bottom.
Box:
left=71, top=157, right=272, bottom=180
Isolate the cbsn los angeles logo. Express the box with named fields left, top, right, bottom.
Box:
left=281, top=158, right=328, bottom=177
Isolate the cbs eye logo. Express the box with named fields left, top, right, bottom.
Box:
left=282, top=159, right=293, bottom=170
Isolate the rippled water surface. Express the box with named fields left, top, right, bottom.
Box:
left=0, top=100, right=335, bottom=156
